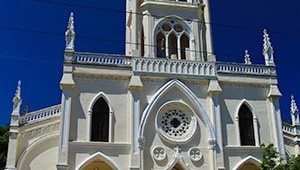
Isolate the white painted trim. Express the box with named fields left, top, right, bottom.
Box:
left=235, top=99, right=260, bottom=146
left=232, top=155, right=261, bottom=170
left=138, top=79, right=216, bottom=144
left=17, top=132, right=59, bottom=169
left=76, top=151, right=120, bottom=170
left=87, top=92, right=114, bottom=142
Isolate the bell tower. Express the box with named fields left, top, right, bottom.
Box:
left=126, top=0, right=215, bottom=61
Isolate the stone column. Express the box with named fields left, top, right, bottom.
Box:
left=268, top=84, right=285, bottom=160
left=207, top=80, right=224, bottom=169
left=57, top=52, right=75, bottom=170
left=5, top=81, right=22, bottom=170
left=129, top=75, right=143, bottom=169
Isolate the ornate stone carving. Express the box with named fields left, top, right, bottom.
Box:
left=156, top=102, right=197, bottom=143
left=189, top=147, right=202, bottom=161
left=20, top=122, right=60, bottom=140
left=152, top=146, right=166, bottom=161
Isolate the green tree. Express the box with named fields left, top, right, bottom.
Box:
left=261, top=143, right=300, bottom=170
left=261, top=143, right=278, bottom=170
left=0, top=124, right=9, bottom=170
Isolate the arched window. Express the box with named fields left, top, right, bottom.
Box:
left=156, top=31, right=166, bottom=58
left=155, top=18, right=191, bottom=60
left=180, top=33, right=189, bottom=60
left=91, top=98, right=109, bottom=142
left=238, top=104, right=255, bottom=146
left=169, top=32, right=178, bottom=58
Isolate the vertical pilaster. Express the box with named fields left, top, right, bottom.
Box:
left=208, top=80, right=224, bottom=170
left=5, top=81, right=22, bottom=170
left=57, top=89, right=73, bottom=170
left=128, top=75, right=143, bottom=169
left=202, top=0, right=215, bottom=62
left=142, top=11, right=150, bottom=58
left=268, top=84, right=285, bottom=160
left=57, top=51, right=75, bottom=170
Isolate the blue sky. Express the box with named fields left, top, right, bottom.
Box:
left=0, top=0, right=299, bottom=125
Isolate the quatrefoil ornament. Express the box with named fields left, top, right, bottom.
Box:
left=152, top=147, right=166, bottom=161
left=189, top=147, right=202, bottom=161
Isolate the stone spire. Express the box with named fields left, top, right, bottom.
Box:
left=291, top=95, right=300, bottom=126
left=291, top=95, right=299, bottom=114
left=5, top=81, right=22, bottom=170
left=12, top=80, right=22, bottom=114
left=244, top=49, right=252, bottom=65
left=263, top=29, right=274, bottom=66
left=65, top=12, right=75, bottom=52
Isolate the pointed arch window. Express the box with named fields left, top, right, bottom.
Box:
left=91, top=97, right=109, bottom=142
left=155, top=18, right=191, bottom=60
left=156, top=31, right=166, bottom=58
left=238, top=104, right=255, bottom=146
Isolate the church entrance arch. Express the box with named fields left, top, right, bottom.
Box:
left=82, top=160, right=113, bottom=170
left=76, top=152, right=119, bottom=170
left=237, top=162, right=260, bottom=170
left=232, top=156, right=261, bottom=170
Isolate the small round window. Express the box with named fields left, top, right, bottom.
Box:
left=156, top=102, right=197, bottom=143
left=162, top=22, right=171, bottom=31
left=174, top=24, right=183, bottom=32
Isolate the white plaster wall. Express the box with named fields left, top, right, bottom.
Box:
left=70, top=77, right=130, bottom=142
left=224, top=147, right=262, bottom=170
left=18, top=136, right=58, bottom=170
left=219, top=83, right=271, bottom=146
left=68, top=143, right=130, bottom=169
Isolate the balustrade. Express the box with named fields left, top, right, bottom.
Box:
left=216, top=63, right=276, bottom=76
left=19, top=105, right=61, bottom=125
left=132, top=58, right=215, bottom=76
left=72, top=52, right=277, bottom=77
left=74, top=52, right=131, bottom=66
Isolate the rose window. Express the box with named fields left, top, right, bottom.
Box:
left=156, top=102, right=197, bottom=143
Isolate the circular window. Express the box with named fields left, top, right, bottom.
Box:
left=156, top=102, right=197, bottom=143
left=162, top=22, right=171, bottom=31
left=174, top=24, right=183, bottom=32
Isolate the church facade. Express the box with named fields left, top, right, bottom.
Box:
left=5, top=0, right=287, bottom=170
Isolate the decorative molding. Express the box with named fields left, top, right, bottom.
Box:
left=189, top=147, right=202, bottom=162
left=232, top=155, right=261, bottom=170
left=138, top=79, right=216, bottom=146
left=73, top=74, right=130, bottom=82
left=133, top=58, right=215, bottom=77
left=152, top=146, right=167, bottom=161
left=20, top=121, right=60, bottom=140
left=156, top=101, right=197, bottom=143
left=75, top=151, right=120, bottom=170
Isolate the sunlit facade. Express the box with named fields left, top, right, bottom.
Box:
left=5, top=0, right=287, bottom=170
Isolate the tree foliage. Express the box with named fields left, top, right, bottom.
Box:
left=0, top=124, right=9, bottom=170
left=261, top=143, right=300, bottom=170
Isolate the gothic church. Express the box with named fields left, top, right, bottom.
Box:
left=5, top=0, right=287, bottom=169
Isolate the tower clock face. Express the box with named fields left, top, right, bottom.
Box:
left=156, top=102, right=197, bottom=143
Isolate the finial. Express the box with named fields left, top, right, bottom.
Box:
left=12, top=80, right=22, bottom=113
left=263, top=29, right=274, bottom=66
left=244, top=49, right=252, bottom=65
left=67, top=12, right=74, bottom=32
left=13, top=80, right=21, bottom=101
left=291, top=95, right=299, bottom=115
left=65, top=12, right=75, bottom=52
